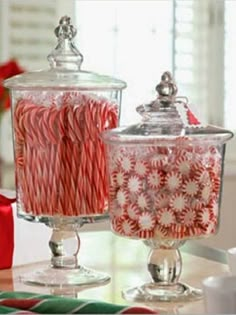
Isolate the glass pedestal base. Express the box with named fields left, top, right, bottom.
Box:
left=122, top=241, right=203, bottom=303
left=19, top=226, right=110, bottom=290
left=123, top=282, right=202, bottom=303
left=20, top=265, right=110, bottom=288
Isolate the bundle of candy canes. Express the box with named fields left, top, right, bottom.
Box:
left=109, top=138, right=222, bottom=240
left=13, top=92, right=118, bottom=217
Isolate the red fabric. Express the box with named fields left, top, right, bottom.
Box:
left=186, top=109, right=201, bottom=125
left=0, top=195, right=16, bottom=269
left=121, top=306, right=157, bottom=314
left=0, top=299, right=41, bottom=309
left=0, top=59, right=24, bottom=110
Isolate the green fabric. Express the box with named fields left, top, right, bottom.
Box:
left=0, top=291, right=156, bottom=314
left=0, top=306, right=21, bottom=314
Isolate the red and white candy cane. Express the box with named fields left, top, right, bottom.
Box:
left=14, top=92, right=118, bottom=217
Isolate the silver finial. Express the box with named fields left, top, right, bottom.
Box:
left=54, top=16, right=77, bottom=40
left=156, top=71, right=178, bottom=98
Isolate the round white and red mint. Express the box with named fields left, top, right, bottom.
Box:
left=116, top=189, right=129, bottom=207
left=138, top=229, right=154, bottom=239
left=191, top=160, right=205, bottom=180
left=147, top=170, right=163, bottom=189
left=111, top=170, right=128, bottom=187
left=211, top=160, right=221, bottom=176
left=109, top=186, right=117, bottom=200
left=205, top=154, right=216, bottom=167
left=191, top=198, right=204, bottom=211
left=156, top=208, right=176, bottom=227
left=120, top=155, right=135, bottom=173
left=209, top=146, right=219, bottom=155
left=134, top=160, right=149, bottom=177
left=127, top=175, right=142, bottom=194
left=185, top=226, right=202, bottom=238
left=204, top=221, right=217, bottom=235
left=158, top=146, right=169, bottom=155
left=211, top=175, right=221, bottom=194
left=155, top=193, right=170, bottom=209
left=165, top=171, right=182, bottom=191
left=137, top=192, right=151, bottom=210
left=182, top=179, right=199, bottom=197
left=173, top=147, right=188, bottom=158
left=209, top=197, right=219, bottom=217
left=111, top=148, right=123, bottom=167
left=175, top=155, right=191, bottom=176
left=200, top=184, right=212, bottom=204
left=126, top=203, right=141, bottom=220
left=138, top=211, right=156, bottom=230
left=154, top=225, right=169, bottom=239
left=170, top=193, right=188, bottom=212
left=170, top=224, right=187, bottom=239
left=197, top=207, right=213, bottom=227
left=175, top=136, right=190, bottom=147
left=120, top=218, right=138, bottom=237
left=110, top=203, right=126, bottom=219
left=149, top=154, right=168, bottom=170
left=110, top=171, right=118, bottom=188
left=147, top=146, right=158, bottom=154
left=179, top=208, right=196, bottom=227
left=195, top=146, right=207, bottom=155
left=196, top=169, right=211, bottom=185
left=111, top=217, right=124, bottom=235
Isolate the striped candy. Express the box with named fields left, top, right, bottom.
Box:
left=108, top=141, right=222, bottom=240
left=14, top=93, right=118, bottom=217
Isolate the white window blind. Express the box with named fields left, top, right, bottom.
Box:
left=224, top=0, right=236, bottom=162
left=225, top=0, right=236, bottom=131
left=1, top=0, right=236, bottom=180
left=0, top=0, right=75, bottom=70
left=0, top=0, right=76, bottom=177
left=173, top=0, right=211, bottom=124
left=75, top=0, right=173, bottom=125
left=75, top=0, right=222, bottom=129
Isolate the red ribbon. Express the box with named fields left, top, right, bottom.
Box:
left=0, top=195, right=16, bottom=269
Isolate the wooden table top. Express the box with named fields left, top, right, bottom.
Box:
left=0, top=231, right=230, bottom=314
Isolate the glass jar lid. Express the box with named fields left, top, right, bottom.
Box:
left=4, top=16, right=127, bottom=91
left=102, top=71, right=233, bottom=145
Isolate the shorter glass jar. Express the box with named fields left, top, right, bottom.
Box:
left=101, top=71, right=233, bottom=302
left=105, top=138, right=224, bottom=242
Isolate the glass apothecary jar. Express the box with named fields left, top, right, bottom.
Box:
left=101, top=71, right=233, bottom=302
left=4, top=16, right=126, bottom=288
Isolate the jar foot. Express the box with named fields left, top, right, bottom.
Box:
left=123, top=243, right=202, bottom=303
left=20, top=228, right=110, bottom=288
left=20, top=265, right=110, bottom=288
left=122, top=282, right=202, bottom=303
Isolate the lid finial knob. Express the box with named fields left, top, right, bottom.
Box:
left=156, top=71, right=178, bottom=99
left=48, top=16, right=83, bottom=70
left=55, top=16, right=77, bottom=40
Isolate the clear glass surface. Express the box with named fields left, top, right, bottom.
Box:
left=105, top=141, right=225, bottom=242
left=5, top=16, right=126, bottom=288
left=101, top=71, right=233, bottom=302
left=11, top=89, right=122, bottom=225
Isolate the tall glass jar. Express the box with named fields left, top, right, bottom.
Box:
left=4, top=16, right=126, bottom=288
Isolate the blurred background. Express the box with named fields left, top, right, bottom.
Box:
left=0, top=0, right=236, bottom=249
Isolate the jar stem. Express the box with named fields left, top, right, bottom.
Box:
left=148, top=247, right=182, bottom=284
left=49, top=228, right=80, bottom=269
